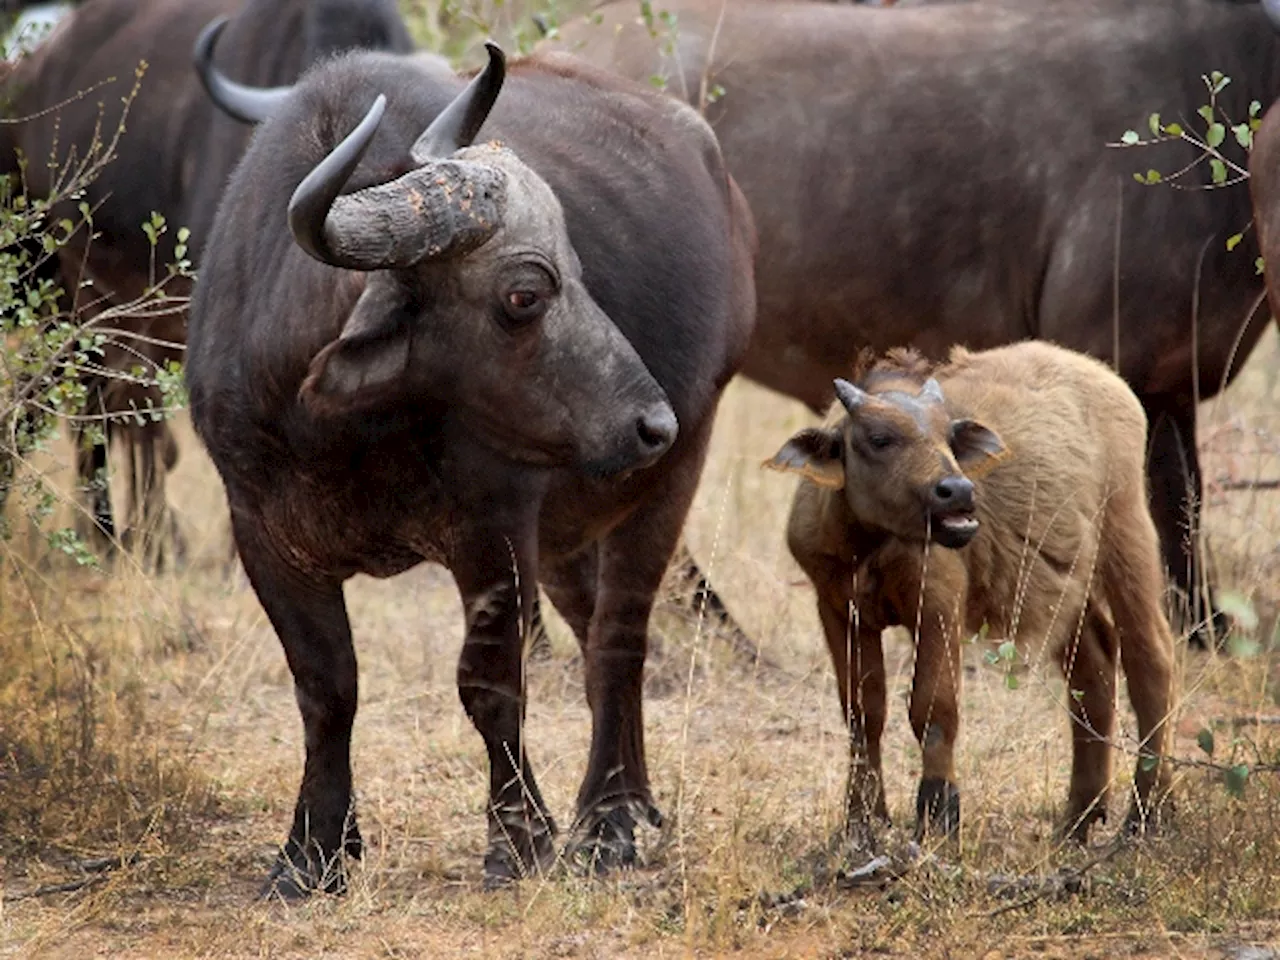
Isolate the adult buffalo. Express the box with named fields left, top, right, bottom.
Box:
left=1249, top=2, right=1280, bottom=340
left=0, top=0, right=412, bottom=561
left=552, top=0, right=1280, bottom=645
left=186, top=38, right=755, bottom=895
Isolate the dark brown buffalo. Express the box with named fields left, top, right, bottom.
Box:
left=186, top=39, right=755, bottom=895
left=1249, top=2, right=1280, bottom=335
left=0, top=0, right=411, bottom=559
left=552, top=0, right=1280, bottom=646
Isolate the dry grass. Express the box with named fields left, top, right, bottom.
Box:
left=1, top=330, right=1278, bottom=959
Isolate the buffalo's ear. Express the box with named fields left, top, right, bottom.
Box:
left=299, top=281, right=414, bottom=413
left=763, top=427, right=845, bottom=489
left=949, top=418, right=1007, bottom=477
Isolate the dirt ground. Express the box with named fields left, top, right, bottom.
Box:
left=1, top=328, right=1278, bottom=958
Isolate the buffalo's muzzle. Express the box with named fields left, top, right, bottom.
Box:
left=929, top=475, right=978, bottom=548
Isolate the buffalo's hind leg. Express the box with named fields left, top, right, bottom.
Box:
left=453, top=538, right=558, bottom=888
left=232, top=512, right=362, bottom=899
left=1143, top=392, right=1225, bottom=648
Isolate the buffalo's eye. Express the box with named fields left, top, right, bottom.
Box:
left=500, top=288, right=548, bottom=328
left=868, top=433, right=895, bottom=450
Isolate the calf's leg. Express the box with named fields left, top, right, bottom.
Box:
left=1059, top=605, right=1118, bottom=843
left=815, top=592, right=889, bottom=840
left=232, top=513, right=362, bottom=899
left=1099, top=488, right=1176, bottom=834
left=909, top=611, right=963, bottom=840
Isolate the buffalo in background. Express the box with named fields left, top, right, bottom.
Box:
left=0, top=0, right=412, bottom=561
left=552, top=0, right=1280, bottom=646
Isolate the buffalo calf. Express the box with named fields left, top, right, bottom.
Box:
left=769, top=342, right=1174, bottom=844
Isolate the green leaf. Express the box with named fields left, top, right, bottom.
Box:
left=1250, top=99, right=1263, bottom=118
left=1140, top=755, right=1159, bottom=773
left=1071, top=688, right=1084, bottom=703
left=1120, top=129, right=1140, bottom=145
left=1224, top=763, right=1249, bottom=798
left=1148, top=112, right=1161, bottom=135
left=1198, top=105, right=1215, bottom=124
left=997, top=640, right=1017, bottom=662
left=1197, top=728, right=1215, bottom=757
left=648, top=74, right=667, bottom=90
left=1145, top=169, right=1163, bottom=185
left=1207, top=122, right=1225, bottom=148
left=1005, top=673, right=1019, bottom=691
left=1233, top=123, right=1253, bottom=149
left=1217, top=590, right=1259, bottom=631
left=1256, top=256, right=1266, bottom=275
left=1226, top=233, right=1244, bottom=252
left=1210, top=158, right=1227, bottom=184
left=983, top=650, right=1000, bottom=666
left=1227, top=634, right=1261, bottom=659
left=1163, top=122, right=1183, bottom=137
left=1213, top=74, right=1231, bottom=95
left=177, top=226, right=190, bottom=244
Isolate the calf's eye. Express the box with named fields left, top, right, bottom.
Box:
left=868, top=433, right=895, bottom=450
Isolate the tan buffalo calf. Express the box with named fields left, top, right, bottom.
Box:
left=768, top=341, right=1174, bottom=844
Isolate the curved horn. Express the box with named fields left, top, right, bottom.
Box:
left=833, top=378, right=868, bottom=414
left=1266, top=0, right=1280, bottom=32
left=194, top=17, right=294, bottom=124
left=288, top=94, right=508, bottom=270
left=410, top=41, right=506, bottom=164
left=289, top=94, right=388, bottom=264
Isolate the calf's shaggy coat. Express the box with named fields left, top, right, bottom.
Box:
left=769, top=342, right=1174, bottom=842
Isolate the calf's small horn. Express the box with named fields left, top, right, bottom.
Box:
left=411, top=41, right=507, bottom=164
left=834, top=378, right=868, bottom=413
left=194, top=17, right=294, bottom=124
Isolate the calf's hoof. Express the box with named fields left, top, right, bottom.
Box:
left=568, top=798, right=663, bottom=876
left=1122, top=795, right=1171, bottom=839
left=1060, top=803, right=1107, bottom=845
left=914, top=777, right=960, bottom=841
left=482, top=811, right=558, bottom=890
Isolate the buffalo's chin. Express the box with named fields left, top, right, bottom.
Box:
left=930, top=512, right=979, bottom=550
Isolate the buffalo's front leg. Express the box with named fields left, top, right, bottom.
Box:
left=453, top=544, right=557, bottom=888
left=567, top=455, right=707, bottom=872
left=232, top=513, right=362, bottom=899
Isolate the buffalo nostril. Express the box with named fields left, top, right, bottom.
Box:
left=934, top=476, right=974, bottom=507
left=636, top=404, right=679, bottom=455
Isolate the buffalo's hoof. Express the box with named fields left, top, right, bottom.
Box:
left=568, top=799, right=663, bottom=876
left=914, top=777, right=960, bottom=841
left=257, top=826, right=362, bottom=901
left=258, top=850, right=348, bottom=901
left=482, top=809, right=558, bottom=890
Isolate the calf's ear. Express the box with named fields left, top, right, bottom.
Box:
left=299, top=280, right=414, bottom=414
left=949, top=418, right=1007, bottom=477
left=763, top=427, right=846, bottom=489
